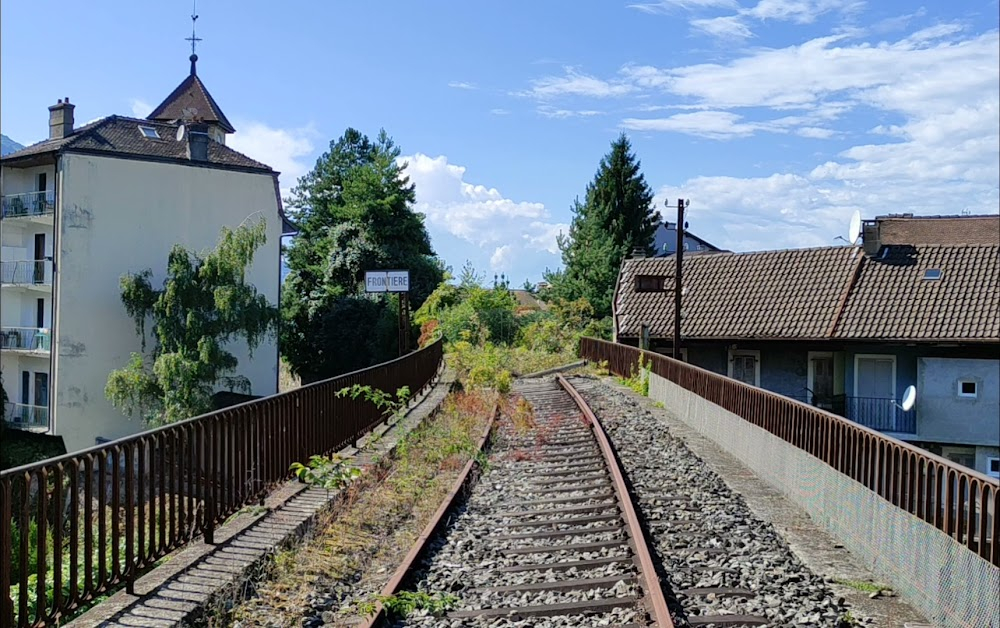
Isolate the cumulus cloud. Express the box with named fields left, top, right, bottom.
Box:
left=635, top=0, right=864, bottom=39
left=448, top=81, right=477, bottom=90
left=227, top=121, right=318, bottom=196
left=400, top=154, right=567, bottom=278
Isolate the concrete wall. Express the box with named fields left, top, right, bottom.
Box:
left=647, top=371, right=1000, bottom=628
left=52, top=154, right=281, bottom=451
left=918, top=357, right=1000, bottom=448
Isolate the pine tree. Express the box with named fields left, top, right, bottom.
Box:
left=545, top=134, right=657, bottom=318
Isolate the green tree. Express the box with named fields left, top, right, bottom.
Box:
left=105, top=218, right=278, bottom=426
left=281, top=128, right=443, bottom=382
left=544, top=133, right=657, bottom=318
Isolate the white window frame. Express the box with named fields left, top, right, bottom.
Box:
left=853, top=353, right=896, bottom=399
left=138, top=125, right=160, bottom=139
left=957, top=379, right=978, bottom=399
left=728, top=349, right=760, bottom=387
left=987, top=457, right=1000, bottom=479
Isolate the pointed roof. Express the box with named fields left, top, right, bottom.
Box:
left=147, top=54, right=235, bottom=133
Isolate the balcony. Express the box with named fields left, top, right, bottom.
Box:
left=1, top=190, right=55, bottom=220
left=3, top=402, right=49, bottom=431
left=0, top=326, right=51, bottom=353
left=844, top=396, right=916, bottom=434
left=1, top=259, right=53, bottom=287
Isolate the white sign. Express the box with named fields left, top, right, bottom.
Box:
left=365, top=270, right=410, bottom=293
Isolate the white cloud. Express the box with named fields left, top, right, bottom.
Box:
left=691, top=15, right=755, bottom=39
left=522, top=67, right=633, bottom=99
left=622, top=110, right=836, bottom=139
left=227, top=121, right=317, bottom=196
left=400, top=154, right=568, bottom=276
left=490, top=245, right=513, bottom=271
left=448, top=81, right=477, bottom=90
left=130, top=99, right=153, bottom=118
left=400, top=153, right=565, bottom=249
left=538, top=106, right=604, bottom=119
left=646, top=0, right=864, bottom=40
left=796, top=126, right=835, bottom=139
left=490, top=108, right=511, bottom=115
left=628, top=0, right=738, bottom=14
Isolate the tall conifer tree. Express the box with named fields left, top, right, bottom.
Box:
left=545, top=134, right=657, bottom=318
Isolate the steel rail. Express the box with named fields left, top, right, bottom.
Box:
left=556, top=374, right=675, bottom=628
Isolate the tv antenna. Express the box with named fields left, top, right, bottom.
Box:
left=896, top=385, right=917, bottom=412
left=847, top=209, right=862, bottom=246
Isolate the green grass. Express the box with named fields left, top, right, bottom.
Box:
left=833, top=578, right=891, bottom=593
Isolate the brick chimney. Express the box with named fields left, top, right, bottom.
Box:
left=187, top=123, right=210, bottom=162
left=48, top=97, right=75, bottom=140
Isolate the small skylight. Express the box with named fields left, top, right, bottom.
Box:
left=923, top=269, right=942, bottom=281
left=138, top=126, right=160, bottom=139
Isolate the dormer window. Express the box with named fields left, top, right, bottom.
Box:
left=635, top=275, right=667, bottom=292
left=923, top=269, right=942, bottom=281
left=139, top=126, right=160, bottom=139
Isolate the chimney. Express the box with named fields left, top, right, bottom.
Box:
left=48, top=97, right=75, bottom=140
left=187, top=123, right=210, bottom=162
left=861, top=220, right=881, bottom=256
left=631, top=246, right=647, bottom=259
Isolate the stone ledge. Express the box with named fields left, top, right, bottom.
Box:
left=68, top=369, right=455, bottom=628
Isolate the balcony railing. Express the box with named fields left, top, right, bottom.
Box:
left=845, top=395, right=916, bottom=434
left=3, top=402, right=49, bottom=429
left=0, top=326, right=51, bottom=352
left=1, top=190, right=55, bottom=218
left=0, top=259, right=53, bottom=286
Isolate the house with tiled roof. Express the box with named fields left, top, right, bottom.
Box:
left=612, top=214, right=1000, bottom=476
left=0, top=53, right=292, bottom=453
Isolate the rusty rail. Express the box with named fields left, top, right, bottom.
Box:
left=360, top=402, right=499, bottom=628
left=556, top=374, right=673, bottom=627
left=1, top=339, right=443, bottom=627
left=579, top=336, right=1000, bottom=567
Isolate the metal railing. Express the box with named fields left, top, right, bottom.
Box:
left=845, top=395, right=916, bottom=434
left=580, top=337, right=999, bottom=567
left=0, top=339, right=443, bottom=627
left=1, top=192, right=55, bottom=219
left=3, top=403, right=49, bottom=430
left=0, top=327, right=51, bottom=352
left=1, top=261, right=53, bottom=286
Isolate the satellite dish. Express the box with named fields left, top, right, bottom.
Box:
left=900, top=385, right=917, bottom=412
left=848, top=210, right=862, bottom=245
left=176, top=124, right=185, bottom=142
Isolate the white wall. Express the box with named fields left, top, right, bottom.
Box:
left=53, top=154, right=281, bottom=451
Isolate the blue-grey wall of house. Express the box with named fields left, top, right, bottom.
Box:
left=917, top=357, right=1000, bottom=447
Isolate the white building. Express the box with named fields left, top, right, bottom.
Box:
left=1, top=54, right=293, bottom=452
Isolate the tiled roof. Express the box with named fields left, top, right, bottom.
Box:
left=615, top=244, right=1000, bottom=343
left=616, top=247, right=860, bottom=340
left=1, top=116, right=270, bottom=171
left=148, top=72, right=236, bottom=133
left=876, top=215, right=1000, bottom=246
left=834, top=245, right=1000, bottom=341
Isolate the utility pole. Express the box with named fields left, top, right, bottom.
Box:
left=672, top=199, right=687, bottom=360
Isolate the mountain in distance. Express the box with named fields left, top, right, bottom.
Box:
left=1, top=134, right=25, bottom=156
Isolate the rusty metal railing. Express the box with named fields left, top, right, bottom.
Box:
left=579, top=337, right=999, bottom=567
left=1, top=339, right=443, bottom=627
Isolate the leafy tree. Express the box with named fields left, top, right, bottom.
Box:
left=105, top=218, right=278, bottom=426
left=544, top=133, right=657, bottom=318
left=281, top=128, right=444, bottom=382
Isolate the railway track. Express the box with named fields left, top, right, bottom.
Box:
left=359, top=375, right=785, bottom=627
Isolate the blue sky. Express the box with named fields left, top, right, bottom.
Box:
left=2, top=1, right=997, bottom=285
